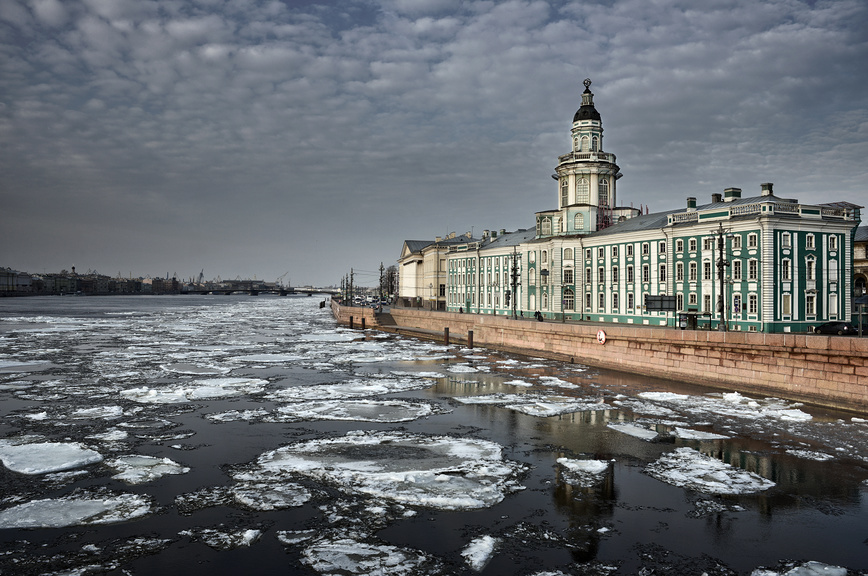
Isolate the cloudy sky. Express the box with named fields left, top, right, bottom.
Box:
left=2, top=0, right=866, bottom=287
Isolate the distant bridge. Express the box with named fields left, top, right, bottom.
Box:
left=182, top=285, right=339, bottom=297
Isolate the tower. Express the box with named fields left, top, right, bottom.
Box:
left=553, top=79, right=622, bottom=234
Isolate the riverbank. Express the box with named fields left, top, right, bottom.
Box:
left=332, top=300, right=868, bottom=413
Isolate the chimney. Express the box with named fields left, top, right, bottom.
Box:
left=482, top=230, right=490, bottom=239
left=435, top=236, right=442, bottom=242
left=723, top=187, right=742, bottom=202
left=499, top=229, right=506, bottom=236
left=711, top=193, right=722, bottom=203
left=687, top=197, right=696, bottom=211
left=761, top=182, right=774, bottom=196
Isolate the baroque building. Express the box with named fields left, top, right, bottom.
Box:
left=401, top=80, right=862, bottom=333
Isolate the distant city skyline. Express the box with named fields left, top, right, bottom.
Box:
left=2, top=0, right=867, bottom=286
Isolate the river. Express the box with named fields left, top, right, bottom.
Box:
left=0, top=295, right=865, bottom=575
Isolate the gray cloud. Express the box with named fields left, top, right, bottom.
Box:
left=2, top=0, right=866, bottom=285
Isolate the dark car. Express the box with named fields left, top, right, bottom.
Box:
left=813, top=322, right=858, bottom=335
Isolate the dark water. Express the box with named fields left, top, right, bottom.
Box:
left=0, top=295, right=866, bottom=575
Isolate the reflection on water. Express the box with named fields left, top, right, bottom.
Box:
left=0, top=295, right=865, bottom=575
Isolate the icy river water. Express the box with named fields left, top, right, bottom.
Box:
left=0, top=295, right=866, bottom=576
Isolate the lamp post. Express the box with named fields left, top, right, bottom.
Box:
left=713, top=222, right=731, bottom=331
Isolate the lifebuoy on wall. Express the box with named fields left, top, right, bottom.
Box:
left=596, top=329, right=607, bottom=345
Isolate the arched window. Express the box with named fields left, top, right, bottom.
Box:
left=560, top=179, right=568, bottom=206
left=542, top=251, right=548, bottom=263
left=563, top=288, right=575, bottom=310
left=591, top=136, right=598, bottom=151
left=541, top=218, right=552, bottom=235
left=529, top=268, right=536, bottom=285
left=576, top=179, right=589, bottom=204
left=573, top=137, right=579, bottom=151
left=564, top=248, right=573, bottom=261
left=581, top=136, right=589, bottom=152
left=599, top=179, right=609, bottom=206
left=542, top=291, right=548, bottom=309
left=574, top=213, right=584, bottom=231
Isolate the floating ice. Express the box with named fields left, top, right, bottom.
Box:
left=266, top=377, right=433, bottom=402
left=607, top=422, right=659, bottom=441
left=505, top=399, right=609, bottom=417
left=639, top=391, right=813, bottom=422
left=119, top=377, right=267, bottom=403
left=72, top=405, right=125, bottom=420
left=0, top=490, right=153, bottom=528
left=269, top=399, right=440, bottom=423
left=301, top=536, right=440, bottom=576
left=180, top=527, right=262, bottom=550
left=538, top=375, right=579, bottom=389
left=106, top=455, right=190, bottom=484
left=557, top=458, right=610, bottom=486
left=253, top=430, right=526, bottom=510
left=0, top=359, right=49, bottom=372
left=671, top=427, right=728, bottom=440
left=462, top=535, right=499, bottom=571
left=751, top=561, right=847, bottom=576
left=161, top=362, right=231, bottom=375
left=447, top=364, right=478, bottom=373
left=0, top=439, right=103, bottom=474
left=786, top=449, right=835, bottom=461
left=646, top=447, right=775, bottom=495
left=230, top=353, right=304, bottom=363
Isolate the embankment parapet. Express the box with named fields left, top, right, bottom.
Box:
left=331, top=302, right=868, bottom=413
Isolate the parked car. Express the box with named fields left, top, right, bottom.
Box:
left=813, top=322, right=858, bottom=335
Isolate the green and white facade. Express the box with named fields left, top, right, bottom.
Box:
left=438, top=80, right=861, bottom=333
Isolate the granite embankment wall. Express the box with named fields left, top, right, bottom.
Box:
left=331, top=301, right=868, bottom=413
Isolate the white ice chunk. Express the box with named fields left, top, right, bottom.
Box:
left=786, top=449, right=835, bottom=461
left=672, top=427, right=728, bottom=440
left=462, top=535, right=499, bottom=571
left=607, top=422, right=659, bottom=441
left=180, top=527, right=262, bottom=550
left=751, top=561, right=847, bottom=576
left=106, top=455, right=190, bottom=484
left=646, top=447, right=775, bottom=495
left=0, top=492, right=153, bottom=528
left=72, top=405, right=125, bottom=420
left=254, top=431, right=526, bottom=510
left=302, top=536, right=438, bottom=575
left=271, top=399, right=436, bottom=423
left=0, top=440, right=103, bottom=474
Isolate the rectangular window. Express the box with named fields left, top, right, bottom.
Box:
left=806, top=260, right=815, bottom=281
left=627, top=265, right=634, bottom=283
left=829, top=236, right=838, bottom=250
left=598, top=292, right=605, bottom=309
left=597, top=247, right=604, bottom=258
left=676, top=239, right=684, bottom=253
left=659, top=242, right=666, bottom=254
left=732, top=260, right=742, bottom=281
left=598, top=267, right=604, bottom=282
left=642, top=264, right=650, bottom=283
left=612, top=267, right=619, bottom=283
left=585, top=293, right=591, bottom=309
left=612, top=246, right=619, bottom=258
left=782, top=232, right=791, bottom=248
left=782, top=259, right=791, bottom=281
left=676, top=293, right=683, bottom=310
left=732, top=235, right=742, bottom=250
left=704, top=294, right=711, bottom=313
left=782, top=293, right=791, bottom=315
left=704, top=261, right=712, bottom=280
left=613, top=293, right=619, bottom=309
left=659, top=264, right=667, bottom=282
left=627, top=292, right=634, bottom=309
left=585, top=249, right=592, bottom=259
left=563, top=269, right=574, bottom=284
left=642, top=243, right=650, bottom=255
left=749, top=259, right=758, bottom=280
left=748, top=294, right=757, bottom=314
left=688, top=293, right=697, bottom=305
left=689, top=238, right=697, bottom=252
left=626, top=244, right=634, bottom=257
left=689, top=262, right=697, bottom=282
left=704, top=238, right=714, bottom=250
left=748, top=233, right=758, bottom=248
left=676, top=262, right=684, bottom=282
left=806, top=294, right=815, bottom=315
left=585, top=267, right=592, bottom=284
left=806, top=234, right=814, bottom=249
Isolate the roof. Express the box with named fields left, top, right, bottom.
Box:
left=855, top=226, right=868, bottom=242
left=478, top=228, right=536, bottom=251
left=589, top=209, right=679, bottom=238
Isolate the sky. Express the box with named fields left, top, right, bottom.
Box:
left=2, top=0, right=867, bottom=287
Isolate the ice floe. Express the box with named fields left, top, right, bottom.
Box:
left=645, top=447, right=775, bottom=495
left=300, top=536, right=441, bottom=575
left=671, top=427, right=729, bottom=440
left=751, top=561, right=847, bottom=576
left=455, top=392, right=608, bottom=417
left=250, top=430, right=526, bottom=510
left=607, top=422, right=660, bottom=441
left=106, top=455, right=190, bottom=484
left=119, top=377, right=267, bottom=403
left=639, top=391, right=812, bottom=422
left=268, top=399, right=444, bottom=423
left=179, top=527, right=262, bottom=550
left=0, top=490, right=154, bottom=528
left=0, top=439, right=103, bottom=474
left=557, top=458, right=611, bottom=486
left=265, top=376, right=434, bottom=402
left=462, top=535, right=499, bottom=571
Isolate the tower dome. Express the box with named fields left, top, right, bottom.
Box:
left=573, top=78, right=601, bottom=122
